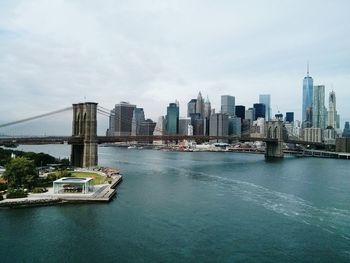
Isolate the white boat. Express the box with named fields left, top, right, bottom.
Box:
left=127, top=145, right=137, bottom=149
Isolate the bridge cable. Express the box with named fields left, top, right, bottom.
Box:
left=0, top=106, right=72, bottom=129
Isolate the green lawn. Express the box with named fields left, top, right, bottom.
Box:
left=70, top=171, right=107, bottom=185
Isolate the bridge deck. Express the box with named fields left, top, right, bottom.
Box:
left=0, top=135, right=324, bottom=146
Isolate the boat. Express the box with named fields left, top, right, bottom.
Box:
left=127, top=145, right=137, bottom=149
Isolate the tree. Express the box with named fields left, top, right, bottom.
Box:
left=3, top=157, right=38, bottom=190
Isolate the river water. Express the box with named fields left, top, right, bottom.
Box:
left=1, top=145, right=350, bottom=262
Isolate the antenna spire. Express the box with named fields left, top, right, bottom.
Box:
left=307, top=61, right=309, bottom=76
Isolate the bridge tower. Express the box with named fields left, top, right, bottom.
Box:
left=71, top=102, right=98, bottom=167
left=265, top=121, right=284, bottom=159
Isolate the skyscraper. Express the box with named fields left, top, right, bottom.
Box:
left=253, top=103, right=266, bottom=120
left=302, top=65, right=314, bottom=123
left=131, top=108, right=145, bottom=136
left=196, top=92, right=204, bottom=117
left=166, top=102, right=179, bottom=135
left=209, top=113, right=229, bottom=139
left=153, top=116, right=165, bottom=136
left=204, top=96, right=211, bottom=136
left=107, top=102, right=136, bottom=136
left=343, top=122, right=350, bottom=137
left=312, top=85, right=326, bottom=129
left=187, top=99, right=197, bottom=117
left=245, top=108, right=255, bottom=122
left=285, top=112, right=294, bottom=123
left=179, top=118, right=192, bottom=135
left=139, top=119, right=156, bottom=136
left=221, top=95, right=235, bottom=116
left=204, top=96, right=211, bottom=119
left=235, top=105, right=245, bottom=120
left=259, top=94, right=271, bottom=120
left=328, top=91, right=337, bottom=129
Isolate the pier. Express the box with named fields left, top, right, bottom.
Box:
left=0, top=174, right=123, bottom=208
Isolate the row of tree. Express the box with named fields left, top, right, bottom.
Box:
left=0, top=148, right=70, bottom=192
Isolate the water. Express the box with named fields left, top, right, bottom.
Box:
left=1, top=145, right=350, bottom=262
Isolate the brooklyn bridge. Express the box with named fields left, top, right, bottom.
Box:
left=0, top=102, right=324, bottom=167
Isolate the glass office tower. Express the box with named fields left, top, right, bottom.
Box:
left=259, top=94, right=271, bottom=120
left=302, top=66, right=314, bottom=123
left=166, top=103, right=179, bottom=135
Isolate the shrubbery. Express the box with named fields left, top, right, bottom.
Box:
left=0, top=182, right=7, bottom=191
left=31, top=187, right=48, bottom=193
left=46, top=170, right=72, bottom=182
left=6, top=189, right=28, bottom=199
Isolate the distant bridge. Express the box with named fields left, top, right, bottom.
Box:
left=0, top=102, right=326, bottom=167
left=0, top=135, right=324, bottom=147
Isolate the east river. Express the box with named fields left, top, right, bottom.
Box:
left=1, top=145, right=350, bottom=262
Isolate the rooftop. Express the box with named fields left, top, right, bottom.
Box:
left=54, top=177, right=93, bottom=184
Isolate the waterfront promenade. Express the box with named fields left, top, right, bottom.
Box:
left=0, top=173, right=122, bottom=208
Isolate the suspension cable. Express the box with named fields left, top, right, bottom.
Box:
left=0, top=106, right=72, bottom=128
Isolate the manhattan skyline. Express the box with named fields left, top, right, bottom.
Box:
left=0, top=0, right=349, bottom=127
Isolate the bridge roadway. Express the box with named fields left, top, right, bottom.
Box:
left=0, top=135, right=324, bottom=147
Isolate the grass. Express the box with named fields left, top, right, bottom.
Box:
left=70, top=171, right=107, bottom=185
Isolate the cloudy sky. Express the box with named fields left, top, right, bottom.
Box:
left=0, top=0, right=349, bottom=135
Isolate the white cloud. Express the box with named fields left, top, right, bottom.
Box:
left=0, top=0, right=350, bottom=135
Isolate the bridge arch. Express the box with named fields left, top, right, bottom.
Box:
left=83, top=112, right=87, bottom=135
left=274, top=126, right=278, bottom=139
left=268, top=126, right=272, bottom=139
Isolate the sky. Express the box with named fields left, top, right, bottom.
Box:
left=0, top=0, right=350, bottom=135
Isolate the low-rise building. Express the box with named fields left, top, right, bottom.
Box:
left=303, top=128, right=323, bottom=143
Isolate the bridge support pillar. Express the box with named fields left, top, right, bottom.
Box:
left=265, top=121, right=284, bottom=159
left=71, top=102, right=98, bottom=167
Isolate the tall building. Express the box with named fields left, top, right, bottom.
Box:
left=328, top=91, right=337, bottom=129
left=107, top=109, right=115, bottom=136
left=187, top=99, right=197, bottom=117
left=253, top=103, right=266, bottom=120
left=221, top=95, right=235, bottom=116
left=245, top=108, right=255, bottom=122
left=196, top=92, right=204, bottom=117
left=190, top=113, right=204, bottom=135
left=304, top=106, right=313, bottom=128
left=139, top=119, right=156, bottom=136
left=336, top=114, right=341, bottom=129
left=259, top=94, right=271, bottom=120
left=235, top=105, right=245, bottom=120
left=285, top=112, right=294, bottom=123
left=203, top=96, right=211, bottom=136
left=153, top=116, right=165, bottom=145
left=107, top=102, right=136, bottom=136
left=131, top=108, right=145, bottom=136
left=166, top=102, right=179, bottom=135
left=228, top=116, right=241, bottom=137
left=312, top=85, right=326, bottom=129
left=343, top=122, right=350, bottom=137
left=209, top=113, right=229, bottom=138
left=179, top=118, right=192, bottom=135
left=302, top=65, right=314, bottom=123
left=204, top=96, right=211, bottom=119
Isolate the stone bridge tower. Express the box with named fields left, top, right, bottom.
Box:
left=265, top=120, right=285, bottom=159
left=71, top=102, right=98, bottom=167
